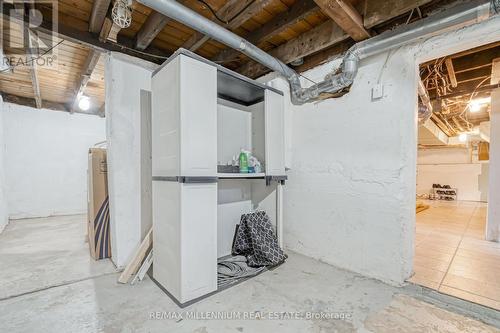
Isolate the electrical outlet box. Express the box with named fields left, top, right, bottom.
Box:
left=372, top=84, right=384, bottom=100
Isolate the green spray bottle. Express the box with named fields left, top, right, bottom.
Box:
left=239, top=149, right=249, bottom=173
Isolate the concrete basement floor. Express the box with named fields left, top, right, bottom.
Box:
left=1, top=216, right=500, bottom=332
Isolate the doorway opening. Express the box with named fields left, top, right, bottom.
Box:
left=410, top=41, right=500, bottom=310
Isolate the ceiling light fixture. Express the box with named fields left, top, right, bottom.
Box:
left=78, top=96, right=91, bottom=111
left=290, top=58, right=304, bottom=66
left=112, top=0, right=133, bottom=29
left=468, top=96, right=491, bottom=113
left=459, top=133, right=468, bottom=142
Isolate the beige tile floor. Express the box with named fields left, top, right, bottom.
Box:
left=410, top=200, right=500, bottom=310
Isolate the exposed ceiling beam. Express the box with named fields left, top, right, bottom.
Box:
left=452, top=45, right=500, bottom=72
left=431, top=113, right=455, bottom=137
left=364, top=0, right=433, bottom=28
left=451, top=117, right=465, bottom=132
left=214, top=0, right=319, bottom=64
left=3, top=93, right=67, bottom=112
left=235, top=0, right=455, bottom=79
left=445, top=57, right=458, bottom=88
left=294, top=39, right=354, bottom=73
left=89, top=0, right=112, bottom=33
left=313, top=0, right=370, bottom=41
left=70, top=50, right=101, bottom=112
left=431, top=83, right=500, bottom=100
left=25, top=40, right=42, bottom=109
left=99, top=17, right=114, bottom=42
left=2, top=3, right=167, bottom=64
left=238, top=20, right=349, bottom=78
left=106, top=22, right=123, bottom=43
left=3, top=93, right=102, bottom=116
left=135, top=11, right=171, bottom=50
left=181, top=0, right=264, bottom=52
left=14, top=2, right=42, bottom=109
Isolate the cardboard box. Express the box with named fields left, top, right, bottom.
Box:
left=478, top=142, right=489, bottom=161
left=88, top=148, right=111, bottom=260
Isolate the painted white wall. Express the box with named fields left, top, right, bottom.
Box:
left=416, top=148, right=485, bottom=201
left=261, top=15, right=500, bottom=285
left=105, top=52, right=157, bottom=268
left=0, top=96, right=8, bottom=233
left=417, top=147, right=470, bottom=164
left=2, top=103, right=106, bottom=220
left=487, top=58, right=500, bottom=241
left=417, top=165, right=482, bottom=201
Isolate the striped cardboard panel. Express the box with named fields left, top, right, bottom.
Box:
left=93, top=196, right=111, bottom=259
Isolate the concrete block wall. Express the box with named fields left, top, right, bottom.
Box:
left=1, top=103, right=106, bottom=220
left=262, top=15, right=500, bottom=285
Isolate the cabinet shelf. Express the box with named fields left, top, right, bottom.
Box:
left=218, top=173, right=266, bottom=179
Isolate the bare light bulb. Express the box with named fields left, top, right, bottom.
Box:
left=78, top=96, right=91, bottom=111
left=469, top=102, right=481, bottom=113
left=459, top=133, right=468, bottom=142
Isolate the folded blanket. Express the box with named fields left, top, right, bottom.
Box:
left=232, top=211, right=287, bottom=267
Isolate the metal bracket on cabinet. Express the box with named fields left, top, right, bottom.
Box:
left=265, top=176, right=288, bottom=186
left=152, top=176, right=218, bottom=183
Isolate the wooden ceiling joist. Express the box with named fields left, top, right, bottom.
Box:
left=25, top=37, right=42, bottom=109
left=3, top=93, right=68, bottom=112
left=445, top=57, right=458, bottom=88
left=135, top=11, right=171, bottom=50
left=214, top=0, right=319, bottom=64
left=364, top=0, right=433, bottom=28
left=181, top=0, right=269, bottom=52
left=89, top=0, right=112, bottom=34
left=238, top=20, right=348, bottom=78
left=14, top=1, right=42, bottom=109
left=2, top=2, right=165, bottom=63
left=235, top=0, right=454, bottom=79
left=313, top=0, right=370, bottom=41
left=70, top=49, right=101, bottom=112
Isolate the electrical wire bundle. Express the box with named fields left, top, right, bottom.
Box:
left=217, top=255, right=265, bottom=288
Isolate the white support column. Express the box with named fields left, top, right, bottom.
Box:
left=486, top=58, right=500, bottom=242
left=105, top=53, right=157, bottom=268
left=276, top=182, right=284, bottom=249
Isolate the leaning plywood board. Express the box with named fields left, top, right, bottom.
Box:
left=118, top=227, right=153, bottom=284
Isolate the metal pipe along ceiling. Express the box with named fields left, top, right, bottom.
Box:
left=137, top=0, right=495, bottom=105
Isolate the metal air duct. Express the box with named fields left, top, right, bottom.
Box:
left=137, top=0, right=495, bottom=105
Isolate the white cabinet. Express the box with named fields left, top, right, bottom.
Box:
left=153, top=181, right=217, bottom=303
left=265, top=89, right=286, bottom=176
left=151, top=49, right=286, bottom=306
left=152, top=54, right=217, bottom=177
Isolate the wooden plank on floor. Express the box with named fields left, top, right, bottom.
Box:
left=118, top=228, right=153, bottom=284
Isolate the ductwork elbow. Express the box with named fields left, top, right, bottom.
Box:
left=289, top=50, right=359, bottom=105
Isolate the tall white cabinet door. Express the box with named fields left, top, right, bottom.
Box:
left=264, top=89, right=285, bottom=176
left=152, top=181, right=181, bottom=299
left=179, top=56, right=217, bottom=177
left=180, top=183, right=218, bottom=302
left=152, top=57, right=181, bottom=177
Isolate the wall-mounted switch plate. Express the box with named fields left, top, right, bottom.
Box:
left=372, top=84, right=384, bottom=101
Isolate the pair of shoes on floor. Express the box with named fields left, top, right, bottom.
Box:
left=433, top=184, right=452, bottom=189
left=436, top=190, right=456, bottom=195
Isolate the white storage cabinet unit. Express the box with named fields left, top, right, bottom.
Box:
left=152, top=49, right=286, bottom=306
